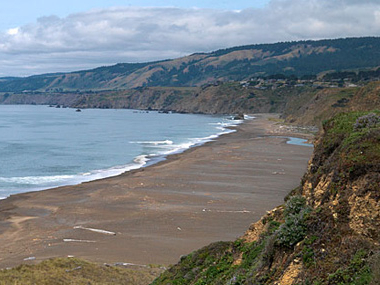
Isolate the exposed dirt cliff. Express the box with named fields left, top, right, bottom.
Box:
left=152, top=111, right=380, bottom=284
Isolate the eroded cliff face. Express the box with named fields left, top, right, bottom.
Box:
left=152, top=111, right=380, bottom=285
left=275, top=111, right=380, bottom=284
left=0, top=84, right=315, bottom=115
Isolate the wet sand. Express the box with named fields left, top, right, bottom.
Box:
left=0, top=114, right=314, bottom=268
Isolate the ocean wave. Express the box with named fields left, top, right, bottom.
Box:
left=0, top=157, right=149, bottom=194
left=128, top=123, right=236, bottom=158
left=244, top=115, right=256, bottom=120
left=130, top=140, right=173, bottom=146
left=0, top=175, right=76, bottom=185
left=0, top=115, right=250, bottom=198
left=133, top=154, right=150, bottom=165
left=209, top=118, right=244, bottom=130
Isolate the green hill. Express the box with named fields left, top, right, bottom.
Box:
left=2, top=37, right=380, bottom=92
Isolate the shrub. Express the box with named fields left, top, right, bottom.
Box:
left=276, top=195, right=311, bottom=248
left=353, top=113, right=380, bottom=130
left=284, top=195, right=307, bottom=216
left=261, top=234, right=277, bottom=267
left=277, top=210, right=309, bottom=247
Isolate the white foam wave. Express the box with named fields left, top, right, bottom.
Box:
left=133, top=155, right=150, bottom=165
left=209, top=118, right=243, bottom=130
left=0, top=175, right=75, bottom=185
left=154, top=133, right=223, bottom=157
left=0, top=156, right=149, bottom=195
left=244, top=115, right=256, bottom=120
left=130, top=140, right=173, bottom=146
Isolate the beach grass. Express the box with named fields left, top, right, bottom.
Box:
left=0, top=257, right=162, bottom=285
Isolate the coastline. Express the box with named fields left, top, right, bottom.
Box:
left=0, top=113, right=314, bottom=269
left=0, top=119, right=239, bottom=200
left=0, top=106, right=240, bottom=199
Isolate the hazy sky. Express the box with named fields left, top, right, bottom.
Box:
left=0, top=1, right=270, bottom=32
left=1, top=0, right=379, bottom=77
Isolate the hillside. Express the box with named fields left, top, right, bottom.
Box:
left=1, top=37, right=380, bottom=92
left=152, top=111, right=380, bottom=284
left=282, top=82, right=380, bottom=127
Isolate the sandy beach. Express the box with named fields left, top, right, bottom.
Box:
left=0, top=114, right=313, bottom=269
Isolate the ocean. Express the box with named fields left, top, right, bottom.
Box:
left=0, top=105, right=239, bottom=198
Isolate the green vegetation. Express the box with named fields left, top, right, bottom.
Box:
left=323, top=68, right=380, bottom=82
left=317, top=111, right=380, bottom=177
left=0, top=258, right=162, bottom=285
left=152, top=238, right=274, bottom=285
left=282, top=81, right=380, bottom=127
left=276, top=196, right=311, bottom=248
left=327, top=250, right=372, bottom=285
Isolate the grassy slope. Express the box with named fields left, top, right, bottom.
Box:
left=282, top=82, right=380, bottom=127
left=0, top=258, right=163, bottom=285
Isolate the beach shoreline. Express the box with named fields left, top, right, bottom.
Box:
left=0, top=113, right=314, bottom=269
left=0, top=106, right=241, bottom=199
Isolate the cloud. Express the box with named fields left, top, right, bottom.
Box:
left=1, top=0, right=380, bottom=76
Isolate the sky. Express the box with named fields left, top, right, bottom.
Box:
left=1, top=0, right=380, bottom=77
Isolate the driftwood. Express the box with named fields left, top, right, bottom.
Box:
left=73, top=225, right=116, bottom=235
left=63, top=238, right=96, bottom=243
left=202, top=208, right=252, bottom=213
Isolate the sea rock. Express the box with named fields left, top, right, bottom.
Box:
left=233, top=113, right=245, bottom=120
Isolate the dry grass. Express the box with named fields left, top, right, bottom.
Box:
left=0, top=258, right=163, bottom=285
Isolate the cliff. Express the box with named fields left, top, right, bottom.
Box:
left=0, top=84, right=317, bottom=115
left=152, top=111, right=380, bottom=284
left=2, top=81, right=378, bottom=122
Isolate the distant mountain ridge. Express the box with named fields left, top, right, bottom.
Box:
left=2, top=37, right=380, bottom=92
